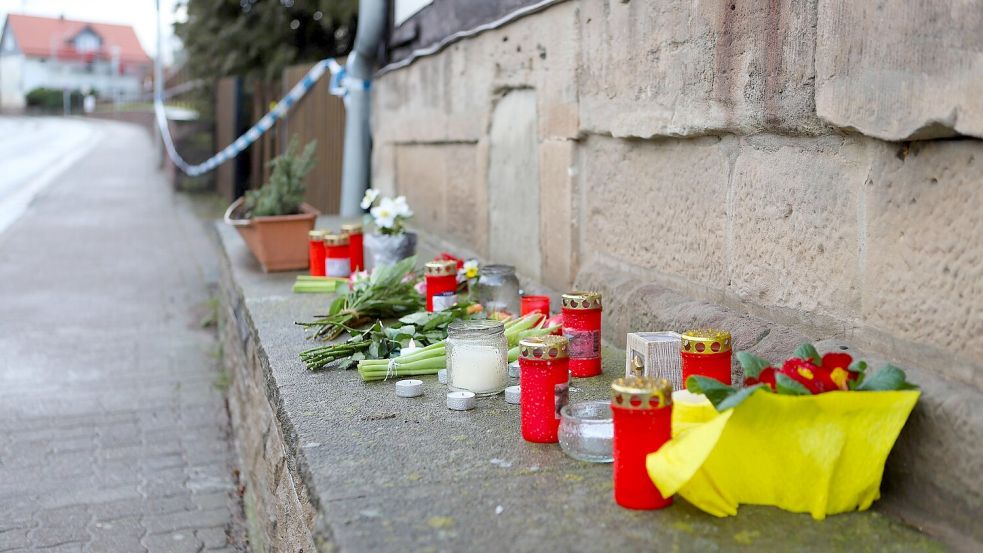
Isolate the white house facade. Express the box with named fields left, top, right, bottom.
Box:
left=0, top=14, right=151, bottom=109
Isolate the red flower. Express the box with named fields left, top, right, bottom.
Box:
left=745, top=366, right=777, bottom=391
left=820, top=352, right=857, bottom=391
left=780, top=358, right=838, bottom=394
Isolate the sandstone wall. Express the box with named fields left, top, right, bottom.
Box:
left=374, top=1, right=982, bottom=544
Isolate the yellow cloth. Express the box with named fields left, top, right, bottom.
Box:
left=647, top=389, right=920, bottom=519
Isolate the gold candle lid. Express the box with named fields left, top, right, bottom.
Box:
left=561, top=291, right=602, bottom=310
left=611, top=376, right=673, bottom=409
left=424, top=260, right=457, bottom=277
left=518, top=335, right=569, bottom=361
left=322, top=233, right=349, bottom=246
left=308, top=229, right=328, bottom=239
left=680, top=329, right=732, bottom=355
left=341, top=222, right=363, bottom=234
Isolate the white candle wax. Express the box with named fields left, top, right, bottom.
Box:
left=449, top=344, right=507, bottom=395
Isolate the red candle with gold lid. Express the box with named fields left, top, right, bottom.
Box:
left=518, top=336, right=570, bottom=443
left=561, top=291, right=602, bottom=378
left=424, top=260, right=458, bottom=312
left=322, top=233, right=351, bottom=278
left=341, top=223, right=364, bottom=272
left=611, top=376, right=673, bottom=510
left=308, top=230, right=327, bottom=276
left=680, top=329, right=733, bottom=385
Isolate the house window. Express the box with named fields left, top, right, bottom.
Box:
left=2, top=32, right=15, bottom=53
left=74, top=31, right=101, bottom=53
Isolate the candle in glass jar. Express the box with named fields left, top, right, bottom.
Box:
left=308, top=230, right=327, bottom=276
left=446, top=320, right=508, bottom=396
left=562, top=291, right=603, bottom=378
left=520, top=295, right=551, bottom=319
left=322, top=233, right=352, bottom=278
left=424, top=260, right=458, bottom=312
left=518, top=335, right=570, bottom=443
left=680, top=329, right=732, bottom=385
left=341, top=223, right=364, bottom=272
left=611, top=376, right=673, bottom=510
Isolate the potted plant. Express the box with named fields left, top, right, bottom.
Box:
left=224, top=137, right=319, bottom=272
left=360, top=188, right=417, bottom=267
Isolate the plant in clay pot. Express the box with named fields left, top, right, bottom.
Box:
left=224, top=137, right=320, bottom=272
left=360, top=188, right=417, bottom=268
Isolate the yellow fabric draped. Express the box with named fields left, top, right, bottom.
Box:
left=647, top=389, right=919, bottom=519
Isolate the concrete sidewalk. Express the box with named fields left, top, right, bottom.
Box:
left=0, top=120, right=243, bottom=552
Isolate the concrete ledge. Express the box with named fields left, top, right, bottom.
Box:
left=575, top=258, right=983, bottom=550
left=215, top=219, right=948, bottom=552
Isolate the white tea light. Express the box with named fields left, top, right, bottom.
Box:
left=504, top=385, right=521, bottom=404
left=508, top=360, right=520, bottom=379
left=447, top=391, right=476, bottom=411
left=395, top=379, right=423, bottom=398
left=437, top=369, right=448, bottom=384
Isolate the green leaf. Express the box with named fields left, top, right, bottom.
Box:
left=399, top=312, right=431, bottom=325
left=856, top=364, right=918, bottom=391
left=329, top=295, right=346, bottom=316
left=775, top=373, right=812, bottom=395
left=685, top=376, right=739, bottom=408
left=350, top=352, right=365, bottom=361
left=848, top=359, right=868, bottom=374
left=736, top=351, right=772, bottom=379
left=367, top=341, right=379, bottom=359
left=716, top=384, right=767, bottom=412
left=793, top=343, right=822, bottom=365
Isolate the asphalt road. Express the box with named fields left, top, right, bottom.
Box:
left=0, top=116, right=101, bottom=235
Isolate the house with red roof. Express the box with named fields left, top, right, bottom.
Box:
left=0, top=13, right=152, bottom=109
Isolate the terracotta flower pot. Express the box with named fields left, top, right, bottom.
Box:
left=224, top=197, right=320, bottom=272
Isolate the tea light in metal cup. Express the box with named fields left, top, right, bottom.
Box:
left=437, top=369, right=448, bottom=384
left=395, top=379, right=423, bottom=398
left=504, top=385, right=521, bottom=404
left=447, top=391, right=476, bottom=411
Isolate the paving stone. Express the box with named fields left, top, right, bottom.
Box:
left=86, top=517, right=145, bottom=553
left=142, top=509, right=232, bottom=535
left=142, top=531, right=204, bottom=553
left=195, top=527, right=229, bottom=550
left=0, top=528, right=31, bottom=552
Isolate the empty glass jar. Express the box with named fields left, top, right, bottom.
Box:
left=558, top=400, right=614, bottom=463
left=476, top=264, right=520, bottom=316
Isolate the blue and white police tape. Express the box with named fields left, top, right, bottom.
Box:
left=155, top=58, right=368, bottom=177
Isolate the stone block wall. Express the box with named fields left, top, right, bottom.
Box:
left=374, top=0, right=982, bottom=545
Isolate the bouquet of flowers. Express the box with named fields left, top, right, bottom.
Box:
left=647, top=343, right=920, bottom=520
left=361, top=189, right=413, bottom=235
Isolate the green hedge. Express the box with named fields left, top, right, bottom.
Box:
left=25, top=87, right=85, bottom=112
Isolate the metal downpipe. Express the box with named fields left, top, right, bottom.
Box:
left=339, top=0, right=387, bottom=217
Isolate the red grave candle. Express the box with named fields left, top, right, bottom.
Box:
left=520, top=295, right=551, bottom=319
left=308, top=230, right=327, bottom=276
left=518, top=336, right=570, bottom=443
left=322, top=233, right=351, bottom=278
left=611, top=376, right=674, bottom=510
left=424, top=260, right=458, bottom=312
left=680, top=329, right=733, bottom=386
left=341, top=223, right=364, bottom=273
left=561, top=291, right=603, bottom=378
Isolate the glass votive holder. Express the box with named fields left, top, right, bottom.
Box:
left=558, top=401, right=614, bottom=463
